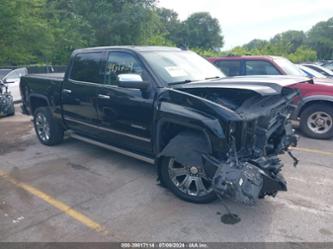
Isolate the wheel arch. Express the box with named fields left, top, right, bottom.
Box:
left=294, top=95, right=333, bottom=118
left=29, top=94, right=50, bottom=114
left=299, top=98, right=333, bottom=117
left=154, top=121, right=215, bottom=187
left=154, top=118, right=214, bottom=155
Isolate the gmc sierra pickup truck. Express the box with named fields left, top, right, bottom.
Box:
left=20, top=46, right=299, bottom=205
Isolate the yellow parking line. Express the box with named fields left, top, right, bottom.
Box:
left=291, top=147, right=333, bottom=156
left=0, top=170, right=109, bottom=235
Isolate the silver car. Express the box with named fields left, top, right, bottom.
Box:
left=0, top=68, right=28, bottom=102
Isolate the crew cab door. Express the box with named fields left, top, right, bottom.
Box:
left=62, top=52, right=105, bottom=135
left=95, top=51, right=154, bottom=155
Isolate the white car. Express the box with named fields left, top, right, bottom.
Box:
left=0, top=68, right=28, bottom=102
left=297, top=64, right=329, bottom=79
left=302, top=64, right=333, bottom=79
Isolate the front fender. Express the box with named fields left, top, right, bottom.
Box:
left=153, top=88, right=243, bottom=156
left=157, top=101, right=225, bottom=138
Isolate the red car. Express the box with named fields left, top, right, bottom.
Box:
left=208, top=56, right=333, bottom=139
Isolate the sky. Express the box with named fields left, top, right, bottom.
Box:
left=157, top=0, right=333, bottom=50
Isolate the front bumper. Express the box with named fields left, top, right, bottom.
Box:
left=204, top=154, right=288, bottom=205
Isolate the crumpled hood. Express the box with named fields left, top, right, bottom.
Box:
left=174, top=75, right=309, bottom=96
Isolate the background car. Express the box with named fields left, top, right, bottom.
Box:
left=0, top=67, right=28, bottom=102
left=297, top=64, right=330, bottom=79
left=208, top=56, right=333, bottom=139
left=321, top=61, right=333, bottom=71
left=302, top=64, right=333, bottom=79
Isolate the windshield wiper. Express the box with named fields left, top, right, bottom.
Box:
left=168, top=79, right=195, bottom=86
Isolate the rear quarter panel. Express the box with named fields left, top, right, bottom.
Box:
left=20, top=75, right=63, bottom=119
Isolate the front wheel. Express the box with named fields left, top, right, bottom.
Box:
left=33, top=107, right=64, bottom=146
left=300, top=104, right=333, bottom=139
left=160, top=157, right=217, bottom=203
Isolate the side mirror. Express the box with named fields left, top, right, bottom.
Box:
left=117, top=74, right=149, bottom=90
left=4, top=78, right=15, bottom=84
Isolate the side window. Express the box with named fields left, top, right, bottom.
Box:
left=105, top=52, right=145, bottom=85
left=245, top=61, right=280, bottom=75
left=214, top=60, right=241, bottom=76
left=70, top=52, right=104, bottom=83
left=6, top=70, right=21, bottom=80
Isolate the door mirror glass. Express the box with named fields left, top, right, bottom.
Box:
left=118, top=74, right=148, bottom=90
left=118, top=74, right=143, bottom=83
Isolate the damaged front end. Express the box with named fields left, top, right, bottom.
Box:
left=206, top=88, right=299, bottom=205
left=158, top=81, right=299, bottom=205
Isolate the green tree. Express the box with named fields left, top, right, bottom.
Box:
left=156, top=8, right=182, bottom=45
left=0, top=0, right=228, bottom=65
left=308, top=17, right=333, bottom=59
left=243, top=39, right=269, bottom=50
left=182, top=12, right=224, bottom=50
left=233, top=29, right=318, bottom=63
left=45, top=0, right=95, bottom=64
left=287, top=46, right=317, bottom=63
left=270, top=30, right=306, bottom=53
left=0, top=0, right=53, bottom=65
left=72, top=0, right=160, bottom=46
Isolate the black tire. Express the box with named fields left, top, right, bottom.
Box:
left=300, top=103, right=333, bottom=139
left=33, top=107, right=64, bottom=146
left=8, top=103, right=15, bottom=116
left=160, top=157, right=217, bottom=204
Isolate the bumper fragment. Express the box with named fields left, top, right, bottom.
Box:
left=204, top=155, right=287, bottom=205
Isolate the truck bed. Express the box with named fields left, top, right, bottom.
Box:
left=20, top=73, right=65, bottom=115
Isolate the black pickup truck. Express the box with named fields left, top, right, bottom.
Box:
left=20, top=46, right=300, bottom=205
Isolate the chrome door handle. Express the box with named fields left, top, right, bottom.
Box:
left=63, top=89, right=72, bottom=94
left=98, top=94, right=111, bottom=99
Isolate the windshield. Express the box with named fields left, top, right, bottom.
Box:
left=273, top=57, right=305, bottom=76
left=141, top=50, right=225, bottom=85
left=298, top=65, right=326, bottom=78
left=0, top=69, right=11, bottom=79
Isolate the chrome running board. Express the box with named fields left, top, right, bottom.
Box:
left=69, top=132, right=155, bottom=165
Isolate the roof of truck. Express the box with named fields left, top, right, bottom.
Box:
left=73, top=46, right=182, bottom=55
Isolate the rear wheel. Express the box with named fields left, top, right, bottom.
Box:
left=33, top=107, right=64, bottom=146
left=300, top=104, right=333, bottom=139
left=160, top=157, right=217, bottom=203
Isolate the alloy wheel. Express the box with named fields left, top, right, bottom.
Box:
left=307, top=111, right=333, bottom=135
left=167, top=158, right=213, bottom=197
left=35, top=112, right=50, bottom=142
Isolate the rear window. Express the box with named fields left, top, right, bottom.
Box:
left=214, top=60, right=241, bottom=76
left=70, top=52, right=104, bottom=83
left=245, top=60, right=281, bottom=75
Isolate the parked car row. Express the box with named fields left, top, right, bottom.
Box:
left=208, top=56, right=333, bottom=139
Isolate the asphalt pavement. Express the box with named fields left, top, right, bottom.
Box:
left=0, top=109, right=332, bottom=242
